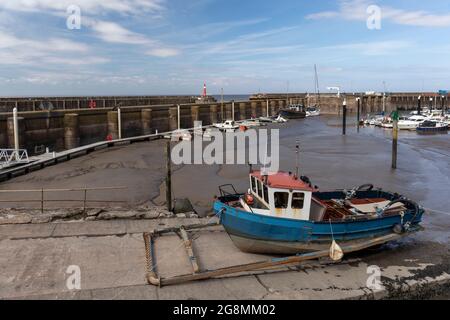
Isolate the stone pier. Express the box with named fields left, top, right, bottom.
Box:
left=210, top=105, right=218, bottom=124
left=191, top=106, right=200, bottom=127
left=239, top=103, right=247, bottom=120
left=141, top=109, right=152, bottom=135
left=6, top=116, right=26, bottom=149
left=63, top=114, right=80, bottom=150
left=168, top=107, right=178, bottom=131
left=107, top=111, right=119, bottom=140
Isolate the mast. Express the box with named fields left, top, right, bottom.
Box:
left=314, top=64, right=321, bottom=107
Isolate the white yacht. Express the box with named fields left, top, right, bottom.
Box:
left=306, top=106, right=321, bottom=117
left=398, top=115, right=428, bottom=130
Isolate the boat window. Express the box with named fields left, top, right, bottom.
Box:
left=274, top=192, right=289, bottom=209
left=258, top=180, right=263, bottom=198
left=263, top=184, right=269, bottom=203
left=292, top=193, right=305, bottom=209
left=251, top=177, right=257, bottom=193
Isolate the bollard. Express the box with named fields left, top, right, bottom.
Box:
left=392, top=110, right=399, bottom=169
left=168, top=107, right=178, bottom=131
left=342, top=99, right=347, bottom=136
left=141, top=109, right=153, bottom=135
left=356, top=97, right=361, bottom=133
left=64, top=113, right=80, bottom=150
left=210, top=105, right=218, bottom=124
left=166, top=140, right=172, bottom=212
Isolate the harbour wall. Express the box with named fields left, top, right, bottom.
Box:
left=0, top=100, right=287, bottom=153
left=0, top=95, right=216, bottom=113
left=1, top=92, right=447, bottom=154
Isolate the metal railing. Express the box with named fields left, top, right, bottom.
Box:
left=0, top=149, right=29, bottom=169
left=0, top=186, right=127, bottom=213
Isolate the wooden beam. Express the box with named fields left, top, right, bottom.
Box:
left=180, top=227, right=200, bottom=274
left=158, top=233, right=404, bottom=287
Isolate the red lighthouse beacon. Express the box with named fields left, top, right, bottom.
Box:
left=203, top=83, right=207, bottom=97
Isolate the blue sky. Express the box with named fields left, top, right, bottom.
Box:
left=0, top=0, right=449, bottom=96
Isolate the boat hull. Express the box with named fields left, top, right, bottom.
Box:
left=228, top=231, right=417, bottom=255
left=213, top=198, right=423, bottom=255
left=416, top=125, right=448, bottom=132
left=279, top=109, right=306, bottom=119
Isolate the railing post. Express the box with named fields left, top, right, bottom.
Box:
left=166, top=140, right=172, bottom=212
left=342, top=99, right=347, bottom=136
left=356, top=97, right=361, bottom=133
left=232, top=101, right=235, bottom=121
left=41, top=189, right=44, bottom=213
left=177, top=104, right=181, bottom=130
left=117, top=108, right=122, bottom=139
left=83, top=188, right=87, bottom=213
left=392, top=110, right=399, bottom=169
left=13, top=108, right=19, bottom=154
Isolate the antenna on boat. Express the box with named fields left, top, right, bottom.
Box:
left=295, top=140, right=300, bottom=179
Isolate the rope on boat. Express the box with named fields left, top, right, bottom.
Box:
left=382, top=198, right=421, bottom=233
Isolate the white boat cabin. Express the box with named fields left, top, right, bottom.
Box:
left=242, top=171, right=317, bottom=221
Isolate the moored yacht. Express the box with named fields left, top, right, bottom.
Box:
left=279, top=105, right=307, bottom=119
left=398, top=115, right=428, bottom=130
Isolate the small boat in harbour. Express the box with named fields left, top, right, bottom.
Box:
left=398, top=115, right=428, bottom=130
left=416, top=120, right=448, bottom=133
left=279, top=105, right=307, bottom=119
left=306, top=106, right=321, bottom=117
left=214, top=169, right=424, bottom=255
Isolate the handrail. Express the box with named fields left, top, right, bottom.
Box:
left=0, top=186, right=128, bottom=213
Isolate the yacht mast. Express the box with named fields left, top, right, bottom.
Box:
left=314, top=64, right=321, bottom=107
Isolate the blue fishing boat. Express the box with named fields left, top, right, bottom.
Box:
left=213, top=170, right=424, bottom=254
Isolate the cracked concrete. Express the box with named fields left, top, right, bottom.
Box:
left=0, top=218, right=448, bottom=300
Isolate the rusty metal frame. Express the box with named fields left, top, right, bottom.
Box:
left=143, top=222, right=420, bottom=287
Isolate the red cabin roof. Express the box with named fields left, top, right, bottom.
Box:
left=251, top=171, right=317, bottom=191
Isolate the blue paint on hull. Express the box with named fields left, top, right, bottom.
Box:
left=213, top=201, right=423, bottom=244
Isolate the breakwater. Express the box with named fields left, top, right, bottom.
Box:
left=1, top=92, right=448, bottom=154
left=0, top=100, right=288, bottom=153
left=0, top=95, right=216, bottom=113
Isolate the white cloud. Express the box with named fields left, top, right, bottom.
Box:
left=328, top=40, right=412, bottom=56
left=146, top=48, right=180, bottom=57
left=0, top=29, right=107, bottom=66
left=90, top=20, right=152, bottom=45
left=0, top=0, right=165, bottom=15
left=306, top=0, right=450, bottom=27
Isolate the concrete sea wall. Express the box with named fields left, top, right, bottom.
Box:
left=1, top=92, right=448, bottom=154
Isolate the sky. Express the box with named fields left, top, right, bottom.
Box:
left=0, top=0, right=449, bottom=96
